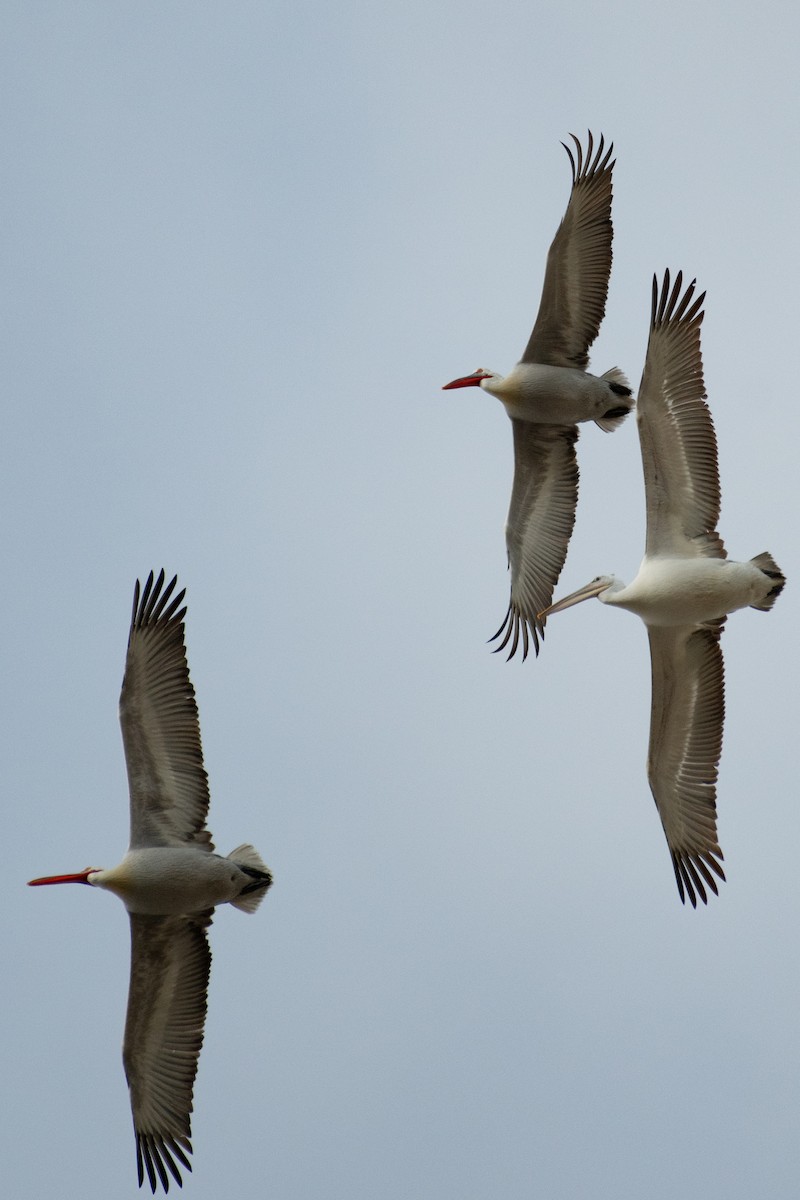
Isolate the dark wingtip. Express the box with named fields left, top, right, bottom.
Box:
left=136, top=1133, right=192, bottom=1193
left=561, top=130, right=614, bottom=184
left=672, top=848, right=726, bottom=909
left=488, top=604, right=542, bottom=662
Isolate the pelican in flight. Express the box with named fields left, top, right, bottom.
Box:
left=29, top=571, right=272, bottom=1191
left=540, top=271, right=785, bottom=906
left=443, top=131, right=633, bottom=660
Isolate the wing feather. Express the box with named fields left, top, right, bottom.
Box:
left=123, top=912, right=212, bottom=1193
left=637, top=271, right=725, bottom=560
left=647, top=624, right=726, bottom=907
left=490, top=421, right=579, bottom=659
left=521, top=132, right=615, bottom=368
left=120, top=571, right=212, bottom=850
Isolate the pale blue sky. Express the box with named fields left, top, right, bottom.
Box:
left=4, top=2, right=800, bottom=1197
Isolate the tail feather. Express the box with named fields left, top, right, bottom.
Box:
left=750, top=551, right=786, bottom=611
left=226, top=843, right=273, bottom=913
left=596, top=367, right=634, bottom=432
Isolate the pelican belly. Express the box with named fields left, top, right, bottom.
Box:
left=486, top=364, right=615, bottom=425
left=100, top=848, right=244, bottom=914
left=615, top=557, right=766, bottom=626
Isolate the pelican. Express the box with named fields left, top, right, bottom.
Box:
left=539, top=271, right=785, bottom=906
left=28, top=571, right=272, bottom=1191
left=443, top=131, right=633, bottom=660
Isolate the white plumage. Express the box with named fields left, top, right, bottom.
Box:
left=29, top=571, right=272, bottom=1191
left=443, top=132, right=633, bottom=659
left=541, top=272, right=785, bottom=905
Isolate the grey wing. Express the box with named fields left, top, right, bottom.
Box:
left=637, top=271, right=725, bottom=560
left=521, top=132, right=615, bottom=368
left=491, top=421, right=579, bottom=660
left=646, top=624, right=727, bottom=907
left=123, top=912, right=212, bottom=1193
left=120, top=571, right=213, bottom=851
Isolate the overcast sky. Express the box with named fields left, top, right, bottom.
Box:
left=4, top=2, right=800, bottom=1197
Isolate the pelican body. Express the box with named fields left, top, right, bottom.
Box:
left=541, top=272, right=785, bottom=907
left=468, top=362, right=630, bottom=428
left=557, top=557, right=780, bottom=628
left=45, top=846, right=267, bottom=915
left=29, top=571, right=272, bottom=1192
left=443, top=132, right=633, bottom=660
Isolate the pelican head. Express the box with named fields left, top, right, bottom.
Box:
left=539, top=575, right=623, bottom=619
left=442, top=368, right=501, bottom=392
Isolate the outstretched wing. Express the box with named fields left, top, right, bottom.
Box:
left=521, top=132, right=615, bottom=369
left=123, top=912, right=212, bottom=1193
left=490, top=421, right=579, bottom=660
left=120, top=570, right=213, bottom=851
left=646, top=623, right=727, bottom=907
left=637, top=271, right=725, bottom=561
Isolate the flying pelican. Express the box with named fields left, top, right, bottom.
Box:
left=443, top=131, right=633, bottom=660
left=28, top=570, right=272, bottom=1192
left=539, top=271, right=785, bottom=906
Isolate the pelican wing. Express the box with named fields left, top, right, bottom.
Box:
left=123, top=911, right=212, bottom=1193
left=491, top=421, right=579, bottom=660
left=646, top=624, right=726, bottom=907
left=637, top=271, right=725, bottom=560
left=120, top=571, right=213, bottom=851
left=521, top=132, right=615, bottom=369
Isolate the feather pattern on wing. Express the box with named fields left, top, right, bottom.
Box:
left=120, top=570, right=213, bottom=851
left=521, top=132, right=615, bottom=369
left=490, top=421, right=579, bottom=659
left=123, top=911, right=212, bottom=1193
left=646, top=623, right=726, bottom=907
left=637, top=271, right=725, bottom=560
